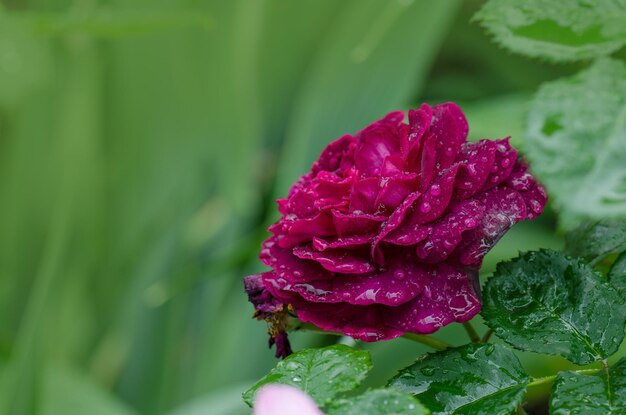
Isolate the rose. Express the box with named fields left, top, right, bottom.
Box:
left=245, top=103, right=546, bottom=357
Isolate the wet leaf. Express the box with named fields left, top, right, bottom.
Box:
left=550, top=358, right=626, bottom=414
left=482, top=250, right=626, bottom=365
left=327, top=388, right=429, bottom=415
left=474, top=0, right=626, bottom=62
left=388, top=343, right=529, bottom=415
left=242, top=345, right=372, bottom=407
left=609, top=252, right=626, bottom=299
left=565, top=219, right=626, bottom=263
left=526, top=58, right=626, bottom=224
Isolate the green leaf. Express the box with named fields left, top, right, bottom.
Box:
left=609, top=252, right=626, bottom=298
left=388, top=344, right=529, bottom=415
left=525, top=58, right=626, bottom=224
left=550, top=358, right=626, bottom=414
left=565, top=219, right=626, bottom=263
left=327, top=388, right=429, bottom=415
left=242, top=345, right=372, bottom=407
left=474, top=0, right=626, bottom=62
left=482, top=250, right=626, bottom=365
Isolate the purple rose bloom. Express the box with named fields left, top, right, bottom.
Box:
left=245, top=103, right=546, bottom=355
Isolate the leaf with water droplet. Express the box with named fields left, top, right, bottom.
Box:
left=524, top=58, right=626, bottom=224
left=388, top=343, right=529, bottom=415
left=565, top=219, right=626, bottom=264
left=327, top=388, right=428, bottom=415
left=482, top=250, right=626, bottom=365
left=243, top=345, right=372, bottom=407
left=474, top=0, right=626, bottom=62
left=550, top=358, right=626, bottom=414
left=609, top=252, right=626, bottom=299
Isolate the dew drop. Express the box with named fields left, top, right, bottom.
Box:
left=501, top=158, right=511, bottom=168
left=530, top=199, right=543, bottom=213
left=394, top=269, right=406, bottom=280
left=430, top=184, right=441, bottom=196
left=420, top=202, right=432, bottom=213
left=485, top=344, right=495, bottom=356
left=420, top=367, right=435, bottom=376
left=464, top=218, right=477, bottom=227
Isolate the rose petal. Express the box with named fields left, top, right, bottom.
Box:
left=430, top=102, right=469, bottom=171
left=374, top=173, right=418, bottom=214
left=453, top=140, right=497, bottom=200
left=261, top=238, right=334, bottom=282
left=354, top=111, right=405, bottom=177
left=332, top=210, right=386, bottom=237
left=312, top=134, right=355, bottom=175
left=371, top=191, right=422, bottom=264
left=406, top=103, right=433, bottom=165
left=312, top=234, right=373, bottom=251
left=331, top=258, right=430, bottom=306
left=263, top=272, right=341, bottom=303
left=244, top=272, right=284, bottom=315
left=276, top=212, right=335, bottom=248
left=385, top=264, right=481, bottom=333
left=415, top=199, right=485, bottom=263
left=482, top=138, right=517, bottom=191
left=407, top=164, right=459, bottom=225
left=349, top=177, right=379, bottom=214
left=455, top=187, right=528, bottom=267
left=293, top=245, right=375, bottom=274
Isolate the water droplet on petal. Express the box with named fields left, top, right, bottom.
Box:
left=430, top=184, right=441, bottom=196
left=420, top=202, right=432, bottom=213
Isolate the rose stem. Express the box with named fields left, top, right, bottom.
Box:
left=516, top=406, right=529, bottom=415
left=482, top=328, right=494, bottom=343
left=400, top=333, right=451, bottom=350
left=526, top=368, right=602, bottom=389
left=294, top=321, right=450, bottom=350
left=462, top=321, right=481, bottom=343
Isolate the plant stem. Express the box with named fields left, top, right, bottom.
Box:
left=527, top=368, right=602, bottom=388
left=401, top=333, right=451, bottom=350
left=482, top=329, right=493, bottom=343
left=462, top=321, right=481, bottom=343
left=516, top=406, right=529, bottom=415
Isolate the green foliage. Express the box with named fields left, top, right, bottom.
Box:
left=550, top=359, right=626, bottom=414
left=482, top=250, right=626, bottom=364
left=525, top=58, right=626, bottom=225
left=388, top=344, right=529, bottom=415
left=565, top=219, right=626, bottom=263
left=474, top=0, right=626, bottom=62
left=243, top=345, right=372, bottom=407
left=327, top=389, right=429, bottom=415
left=610, top=252, right=626, bottom=298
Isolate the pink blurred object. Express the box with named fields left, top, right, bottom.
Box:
left=253, top=384, right=323, bottom=415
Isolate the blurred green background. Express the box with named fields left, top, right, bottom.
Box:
left=1, top=0, right=621, bottom=414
